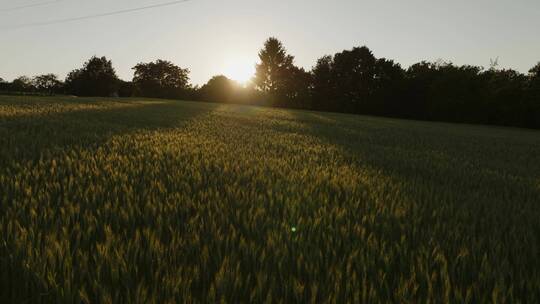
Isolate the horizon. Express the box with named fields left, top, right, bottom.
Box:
left=1, top=0, right=540, bottom=85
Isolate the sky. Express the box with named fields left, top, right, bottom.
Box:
left=1, top=0, right=540, bottom=85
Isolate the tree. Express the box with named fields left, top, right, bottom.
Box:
left=199, top=75, right=241, bottom=103
left=11, top=76, right=34, bottom=92
left=254, top=37, right=293, bottom=95
left=528, top=62, right=540, bottom=95
left=528, top=62, right=540, bottom=96
left=0, top=77, right=8, bottom=92
left=197, top=75, right=262, bottom=105
left=312, top=55, right=335, bottom=111
left=529, top=62, right=540, bottom=79
left=525, top=62, right=540, bottom=128
left=254, top=37, right=310, bottom=107
left=480, top=68, right=528, bottom=125
left=118, top=81, right=134, bottom=98
left=403, top=61, right=438, bottom=119
left=331, top=46, right=377, bottom=113
left=312, top=47, right=399, bottom=114
left=132, top=60, right=190, bottom=99
left=33, top=74, right=61, bottom=95
left=280, top=65, right=312, bottom=109
left=372, top=58, right=405, bottom=116
left=65, top=56, right=119, bottom=97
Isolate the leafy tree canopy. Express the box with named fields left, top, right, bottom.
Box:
left=11, top=76, right=34, bottom=92
left=132, top=60, right=190, bottom=99
left=33, top=74, right=61, bottom=95
left=65, top=56, right=119, bottom=97
left=529, top=62, right=540, bottom=79
left=254, top=37, right=310, bottom=107
left=254, top=37, right=294, bottom=95
left=199, top=75, right=240, bottom=102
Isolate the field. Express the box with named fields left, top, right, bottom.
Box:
left=1, top=95, right=539, bottom=303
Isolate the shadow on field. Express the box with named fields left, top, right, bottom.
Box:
left=282, top=109, right=540, bottom=215
left=0, top=99, right=212, bottom=166
left=289, top=109, right=540, bottom=177
left=0, top=98, right=216, bottom=301
left=309, top=109, right=540, bottom=233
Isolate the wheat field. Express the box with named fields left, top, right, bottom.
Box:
left=1, top=95, right=539, bottom=303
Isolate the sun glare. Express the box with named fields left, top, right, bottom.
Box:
left=222, top=58, right=255, bottom=84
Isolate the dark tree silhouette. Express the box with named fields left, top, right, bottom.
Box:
left=11, top=76, right=34, bottom=92
left=308, top=47, right=540, bottom=128
left=254, top=38, right=293, bottom=95
left=529, top=62, right=540, bottom=79
left=65, top=56, right=119, bottom=97
left=372, top=58, right=405, bottom=116
left=118, top=81, right=135, bottom=98
left=132, top=60, right=190, bottom=99
left=403, top=61, right=440, bottom=119
left=199, top=75, right=240, bottom=103
left=196, top=75, right=262, bottom=105
left=254, top=37, right=311, bottom=107
left=480, top=68, right=529, bottom=126
left=408, top=62, right=485, bottom=121
left=312, top=46, right=404, bottom=114
left=280, top=65, right=312, bottom=109
left=332, top=47, right=377, bottom=113
left=312, top=55, right=335, bottom=111
left=529, top=63, right=540, bottom=99
left=0, top=77, right=7, bottom=92
left=527, top=63, right=540, bottom=128
left=33, top=74, right=62, bottom=95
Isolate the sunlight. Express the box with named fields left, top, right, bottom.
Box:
left=222, top=57, right=255, bottom=84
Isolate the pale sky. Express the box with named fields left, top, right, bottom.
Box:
left=1, top=0, right=539, bottom=85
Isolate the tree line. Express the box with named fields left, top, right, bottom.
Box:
left=1, top=37, right=539, bottom=128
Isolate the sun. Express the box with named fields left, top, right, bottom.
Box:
left=222, top=57, right=255, bottom=85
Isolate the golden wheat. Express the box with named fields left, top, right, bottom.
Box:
left=1, top=95, right=539, bottom=303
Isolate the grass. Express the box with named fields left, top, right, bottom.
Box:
left=1, top=95, right=539, bottom=303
